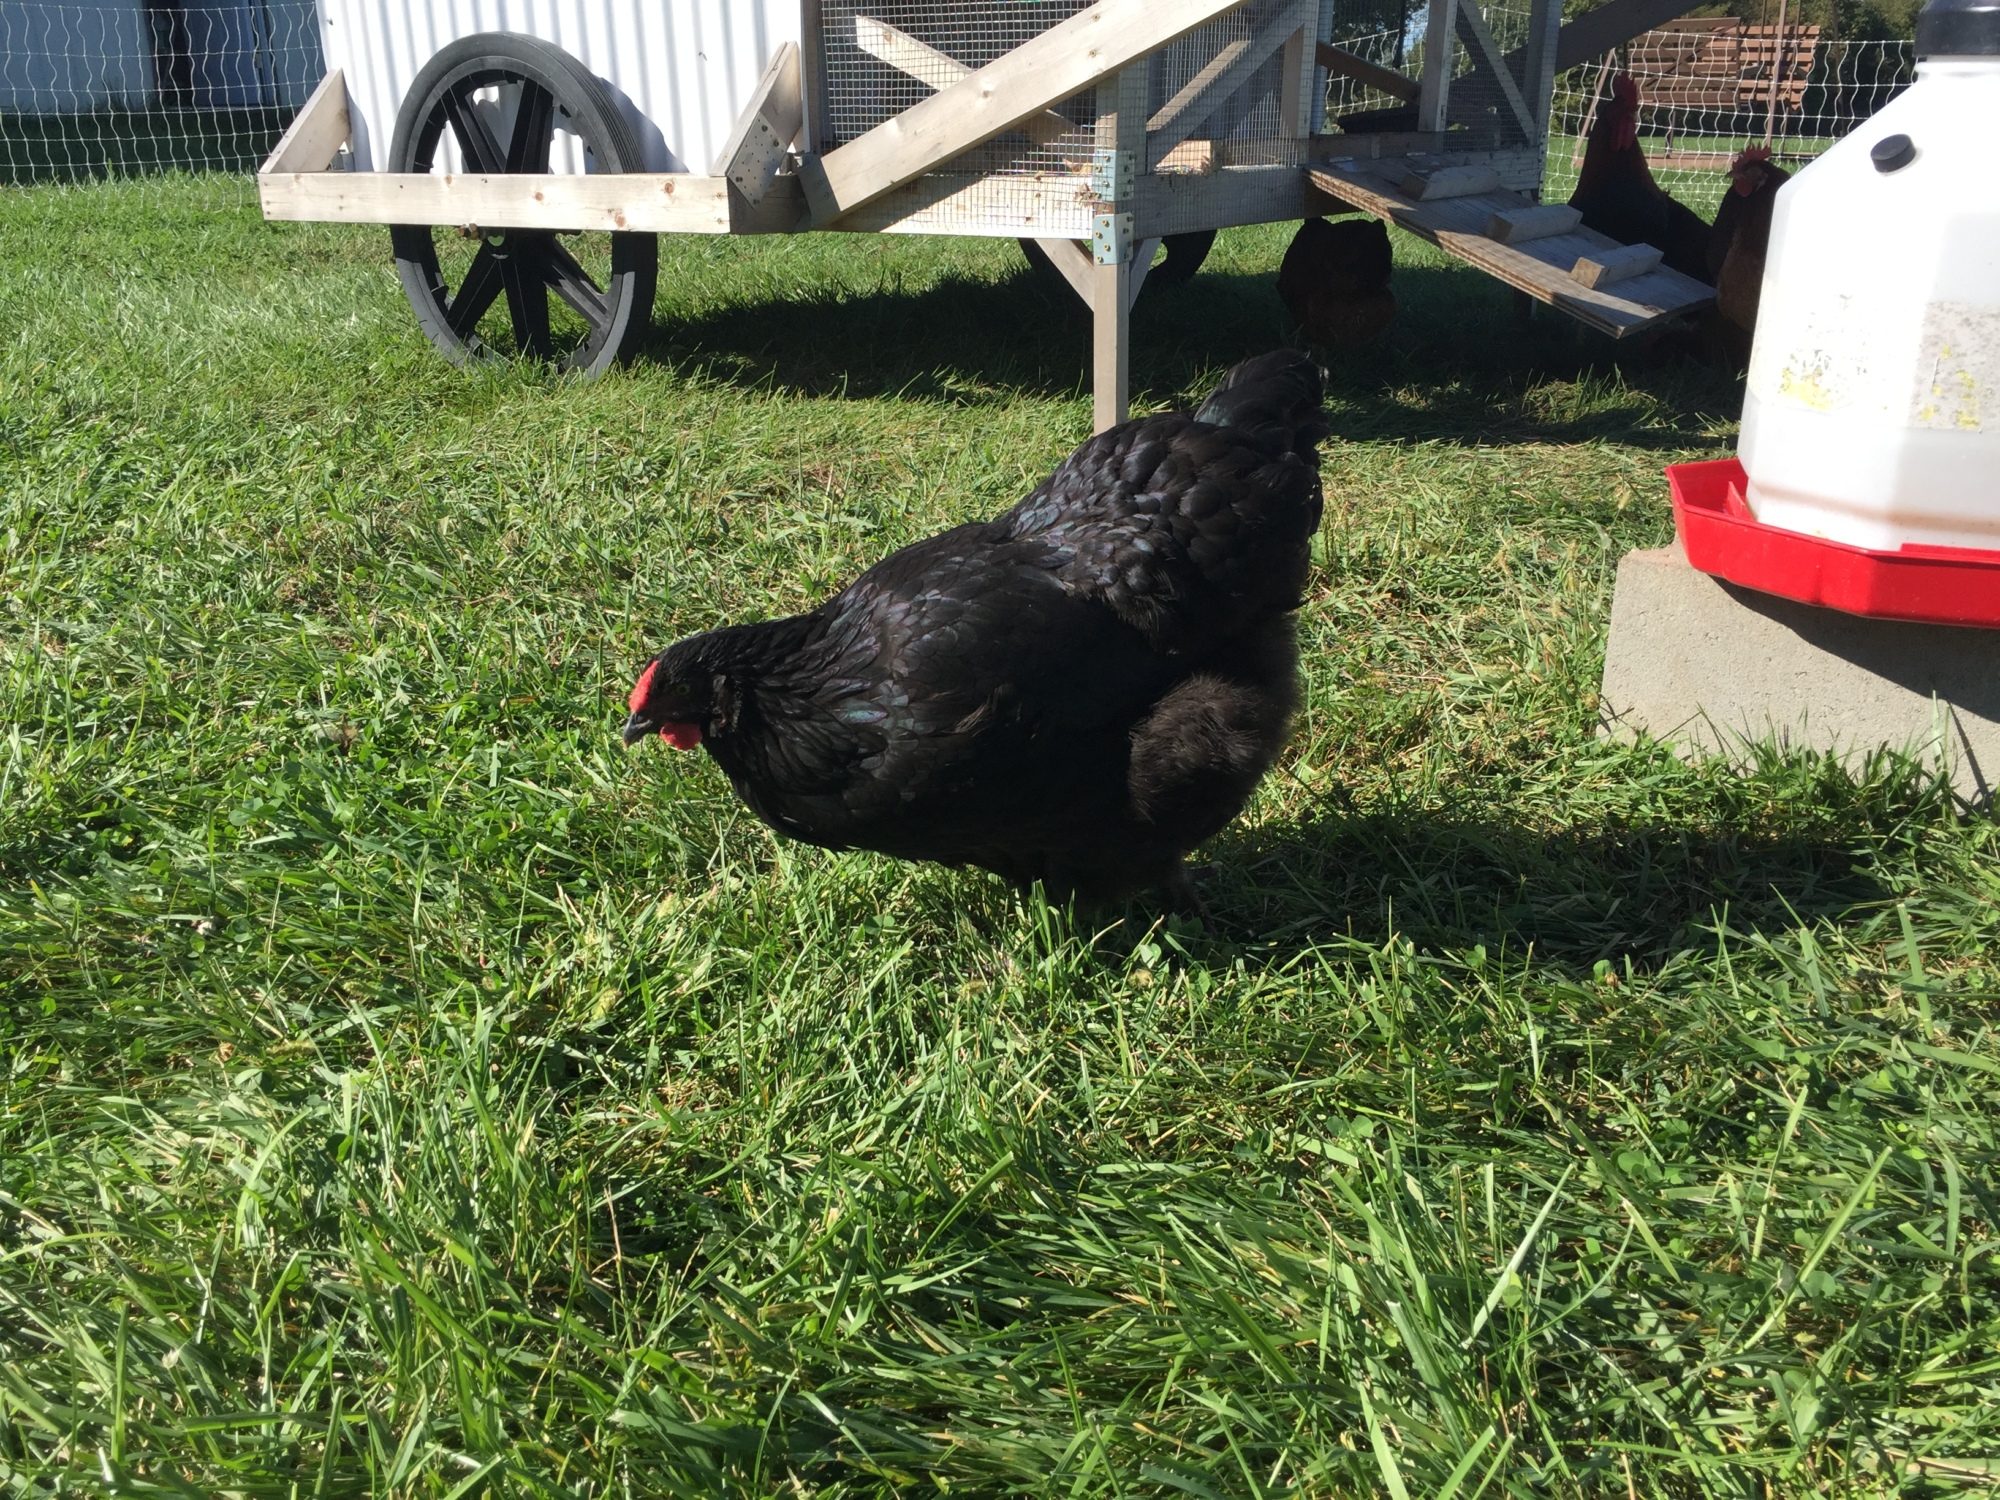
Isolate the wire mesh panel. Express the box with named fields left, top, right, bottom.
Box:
left=1544, top=34, right=1915, bottom=215
left=817, top=1, right=1098, bottom=167
left=1145, top=0, right=1310, bottom=170
left=812, top=0, right=1102, bottom=235
left=1319, top=0, right=1544, bottom=145
left=1, top=0, right=326, bottom=188
left=815, top=0, right=1322, bottom=238
left=1440, top=0, right=1537, bottom=146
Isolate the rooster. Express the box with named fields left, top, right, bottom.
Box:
left=1706, top=144, right=1790, bottom=363
left=1277, top=217, right=1397, bottom=349
left=1568, top=74, right=1713, bottom=282
left=623, top=351, right=1327, bottom=909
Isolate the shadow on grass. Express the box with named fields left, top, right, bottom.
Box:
left=639, top=257, right=1741, bottom=452
left=1194, top=781, right=1906, bottom=973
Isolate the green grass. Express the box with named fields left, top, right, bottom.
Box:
left=1, top=108, right=302, bottom=185
left=4, top=177, right=1998, bottom=1498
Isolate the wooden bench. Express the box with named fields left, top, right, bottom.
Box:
left=1625, top=19, right=1819, bottom=118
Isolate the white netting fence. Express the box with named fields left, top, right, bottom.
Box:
left=1, top=1, right=324, bottom=191
left=1545, top=30, right=1915, bottom=214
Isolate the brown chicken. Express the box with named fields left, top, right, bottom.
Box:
left=1706, top=145, right=1790, bottom=363
left=1277, top=217, right=1397, bottom=349
left=1567, top=74, right=1713, bottom=282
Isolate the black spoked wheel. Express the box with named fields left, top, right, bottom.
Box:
left=388, top=32, right=657, bottom=376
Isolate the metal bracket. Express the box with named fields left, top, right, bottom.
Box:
left=1091, top=212, right=1134, bottom=265
left=1089, top=147, right=1135, bottom=202
left=727, top=113, right=793, bottom=203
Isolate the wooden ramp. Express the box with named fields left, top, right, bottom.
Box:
left=1309, top=157, right=1713, bottom=338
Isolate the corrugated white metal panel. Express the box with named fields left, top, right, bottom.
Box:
left=319, top=0, right=799, bottom=173
left=0, top=0, right=151, bottom=113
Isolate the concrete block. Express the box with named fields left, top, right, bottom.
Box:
left=1599, top=546, right=2000, bottom=803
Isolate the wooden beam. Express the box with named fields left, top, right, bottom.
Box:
left=797, top=0, right=1250, bottom=224
left=710, top=42, right=803, bottom=204
left=1093, top=61, right=1146, bottom=433
left=851, top=16, right=1080, bottom=151
left=1279, top=14, right=1316, bottom=139
left=258, top=69, right=348, bottom=176
left=821, top=169, right=1093, bottom=237
left=1416, top=0, right=1457, bottom=133
left=800, top=0, right=830, bottom=153
left=1128, top=238, right=1160, bottom=307
left=1314, top=42, right=1419, bottom=103
left=1453, top=0, right=1537, bottom=140
left=1136, top=158, right=1316, bottom=234
left=1092, top=259, right=1131, bottom=434
left=257, top=169, right=746, bottom=234
left=1030, top=237, right=1097, bottom=305
left=1520, top=0, right=1563, bottom=144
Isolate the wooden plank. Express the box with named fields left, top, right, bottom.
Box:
left=710, top=43, right=803, bottom=204
left=1416, top=0, right=1457, bottom=132
left=1452, top=0, right=1537, bottom=141
left=258, top=69, right=348, bottom=176
left=1135, top=159, right=1316, bottom=234
left=257, top=169, right=744, bottom=234
left=828, top=170, right=1094, bottom=236
left=1307, top=160, right=1711, bottom=336
left=1315, top=42, right=1418, bottom=102
left=1156, top=139, right=1216, bottom=172
left=1398, top=162, right=1503, bottom=199
left=1486, top=201, right=1581, bottom=242
left=851, top=15, right=1080, bottom=151
left=797, top=0, right=1250, bottom=223
left=1572, top=243, right=1664, bottom=287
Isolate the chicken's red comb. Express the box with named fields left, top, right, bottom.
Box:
left=1612, top=74, right=1641, bottom=107
left=629, top=659, right=658, bottom=714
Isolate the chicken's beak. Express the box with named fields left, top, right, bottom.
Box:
left=620, top=713, right=656, bottom=747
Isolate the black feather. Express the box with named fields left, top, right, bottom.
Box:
left=627, top=351, right=1327, bottom=904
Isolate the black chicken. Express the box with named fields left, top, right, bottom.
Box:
left=1278, top=217, right=1397, bottom=349
left=1567, top=74, right=1714, bottom=283
left=623, top=351, right=1327, bottom=907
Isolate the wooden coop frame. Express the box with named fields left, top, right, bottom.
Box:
left=260, top=0, right=1716, bottom=429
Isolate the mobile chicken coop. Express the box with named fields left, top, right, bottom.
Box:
left=259, top=0, right=1714, bottom=428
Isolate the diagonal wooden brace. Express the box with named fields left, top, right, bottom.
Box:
left=796, top=0, right=1252, bottom=225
